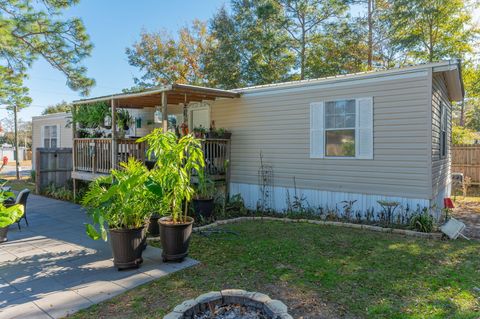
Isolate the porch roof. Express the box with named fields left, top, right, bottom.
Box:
left=72, top=83, right=241, bottom=108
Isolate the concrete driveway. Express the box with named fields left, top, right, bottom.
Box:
left=0, top=194, right=197, bottom=319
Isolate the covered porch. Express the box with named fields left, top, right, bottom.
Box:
left=70, top=84, right=240, bottom=182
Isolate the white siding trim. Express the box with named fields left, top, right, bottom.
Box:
left=356, top=97, right=374, bottom=159
left=231, top=182, right=431, bottom=217
left=310, top=102, right=324, bottom=158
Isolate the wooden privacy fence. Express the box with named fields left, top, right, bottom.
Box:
left=35, top=148, right=73, bottom=193
left=452, top=144, right=480, bottom=185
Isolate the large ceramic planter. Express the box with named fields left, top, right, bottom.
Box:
left=192, top=198, right=214, bottom=220
left=109, top=227, right=144, bottom=270
left=159, top=216, right=194, bottom=262
left=0, top=227, right=8, bottom=243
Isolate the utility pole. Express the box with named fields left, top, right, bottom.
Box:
left=13, top=104, right=20, bottom=180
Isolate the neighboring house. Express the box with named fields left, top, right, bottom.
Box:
left=70, top=60, right=464, bottom=218
left=32, top=112, right=72, bottom=169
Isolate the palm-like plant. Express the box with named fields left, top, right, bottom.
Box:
left=82, top=158, right=153, bottom=240
left=138, top=130, right=205, bottom=223
left=0, top=182, right=24, bottom=228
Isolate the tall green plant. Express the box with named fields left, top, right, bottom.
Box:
left=0, top=181, right=24, bottom=228
left=73, top=102, right=109, bottom=129
left=138, top=130, right=205, bottom=223
left=82, top=159, right=153, bottom=241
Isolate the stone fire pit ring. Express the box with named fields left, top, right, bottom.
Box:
left=164, top=289, right=292, bottom=319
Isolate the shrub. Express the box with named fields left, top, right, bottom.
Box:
left=42, top=183, right=73, bottom=202
left=410, top=211, right=435, bottom=233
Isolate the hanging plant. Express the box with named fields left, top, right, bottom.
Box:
left=117, top=109, right=132, bottom=131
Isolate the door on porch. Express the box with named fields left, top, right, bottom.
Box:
left=189, top=106, right=210, bottom=130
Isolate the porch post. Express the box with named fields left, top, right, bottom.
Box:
left=111, top=99, right=117, bottom=170
left=72, top=104, right=77, bottom=172
left=72, top=104, right=77, bottom=201
left=161, top=91, right=168, bottom=132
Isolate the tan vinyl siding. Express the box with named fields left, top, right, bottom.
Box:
left=212, top=72, right=432, bottom=199
left=431, top=73, right=452, bottom=196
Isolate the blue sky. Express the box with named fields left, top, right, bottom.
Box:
left=2, top=0, right=228, bottom=122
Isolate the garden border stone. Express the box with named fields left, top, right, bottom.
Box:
left=192, top=216, right=442, bottom=239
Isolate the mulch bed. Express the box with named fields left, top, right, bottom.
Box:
left=453, top=201, right=480, bottom=239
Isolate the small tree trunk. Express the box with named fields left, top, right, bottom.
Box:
left=367, top=0, right=373, bottom=70
left=460, top=99, right=465, bottom=126
left=14, top=105, right=19, bottom=180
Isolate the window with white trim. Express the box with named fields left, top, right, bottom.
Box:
left=440, top=102, right=447, bottom=158
left=325, top=100, right=356, bottom=157
left=43, top=125, right=58, bottom=148
left=310, top=98, right=373, bottom=159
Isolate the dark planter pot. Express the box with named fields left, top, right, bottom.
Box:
left=109, top=227, right=144, bottom=270
left=192, top=198, right=214, bottom=220
left=145, top=160, right=156, bottom=170
left=141, top=226, right=147, bottom=251
left=219, top=132, right=232, bottom=139
left=159, top=216, right=194, bottom=262
left=148, top=215, right=160, bottom=237
left=0, top=227, right=8, bottom=243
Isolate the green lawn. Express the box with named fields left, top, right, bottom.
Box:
left=71, top=221, right=480, bottom=319
left=0, top=176, right=35, bottom=192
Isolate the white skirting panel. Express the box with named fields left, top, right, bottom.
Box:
left=230, top=182, right=431, bottom=217
left=433, top=181, right=452, bottom=211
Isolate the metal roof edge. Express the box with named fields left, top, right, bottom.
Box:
left=233, top=60, right=459, bottom=94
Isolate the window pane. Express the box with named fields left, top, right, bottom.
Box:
left=325, top=129, right=355, bottom=157
left=325, top=115, right=335, bottom=129
left=324, top=99, right=356, bottom=129
left=44, top=126, right=50, bottom=138
left=346, top=100, right=355, bottom=114
left=51, top=139, right=57, bottom=148
left=325, top=102, right=335, bottom=116
left=51, top=126, right=57, bottom=138
left=44, top=139, right=50, bottom=148
left=335, top=102, right=345, bottom=115
left=345, top=114, right=356, bottom=127
left=335, top=116, right=345, bottom=128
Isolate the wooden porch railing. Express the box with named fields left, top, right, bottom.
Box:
left=201, top=139, right=231, bottom=179
left=73, top=138, right=230, bottom=180
left=73, top=138, right=145, bottom=174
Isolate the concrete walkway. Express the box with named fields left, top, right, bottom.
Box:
left=0, top=194, right=198, bottom=319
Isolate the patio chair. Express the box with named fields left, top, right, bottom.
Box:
left=13, top=189, right=30, bottom=230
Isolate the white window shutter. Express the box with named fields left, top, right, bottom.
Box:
left=356, top=97, right=374, bottom=159
left=310, top=102, right=324, bottom=158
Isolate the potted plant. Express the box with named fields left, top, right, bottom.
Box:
left=205, top=127, right=232, bottom=139
left=117, top=109, right=132, bottom=131
left=216, top=128, right=232, bottom=139
left=0, top=184, right=24, bottom=243
left=192, top=174, right=215, bottom=220
left=82, top=159, right=153, bottom=270
left=193, top=126, right=207, bottom=139
left=138, top=130, right=205, bottom=262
